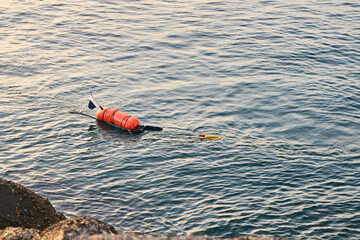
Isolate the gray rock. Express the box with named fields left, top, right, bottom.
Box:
left=0, top=227, right=41, bottom=240
left=39, top=216, right=118, bottom=240
left=0, top=178, right=66, bottom=230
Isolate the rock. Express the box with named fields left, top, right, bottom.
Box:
left=0, top=178, right=66, bottom=230
left=0, top=227, right=41, bottom=240
left=39, top=216, right=118, bottom=240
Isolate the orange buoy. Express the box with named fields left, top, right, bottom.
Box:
left=96, top=107, right=140, bottom=131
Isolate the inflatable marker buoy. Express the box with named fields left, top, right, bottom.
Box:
left=96, top=107, right=140, bottom=131
left=86, top=94, right=162, bottom=133
left=199, top=134, right=222, bottom=140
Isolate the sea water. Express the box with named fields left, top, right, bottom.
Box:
left=0, top=1, right=359, bottom=239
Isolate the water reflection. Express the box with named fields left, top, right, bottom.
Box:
left=89, top=119, right=142, bottom=144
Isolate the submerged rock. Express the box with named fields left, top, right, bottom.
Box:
left=39, top=216, right=117, bottom=240
left=0, top=178, right=66, bottom=230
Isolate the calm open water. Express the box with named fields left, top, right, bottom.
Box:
left=1, top=0, right=359, bottom=239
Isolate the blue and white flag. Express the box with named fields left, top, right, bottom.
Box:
left=88, top=94, right=101, bottom=110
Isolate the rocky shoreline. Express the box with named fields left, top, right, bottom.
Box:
left=0, top=178, right=286, bottom=240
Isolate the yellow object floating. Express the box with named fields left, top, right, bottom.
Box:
left=199, top=134, right=222, bottom=140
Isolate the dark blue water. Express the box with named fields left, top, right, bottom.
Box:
left=1, top=1, right=359, bottom=239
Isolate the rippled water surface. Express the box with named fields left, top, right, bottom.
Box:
left=1, top=1, right=359, bottom=239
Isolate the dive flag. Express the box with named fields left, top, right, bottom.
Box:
left=88, top=94, right=100, bottom=110
left=88, top=100, right=96, bottom=109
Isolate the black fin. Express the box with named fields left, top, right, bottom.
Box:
left=144, top=125, right=163, bottom=131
